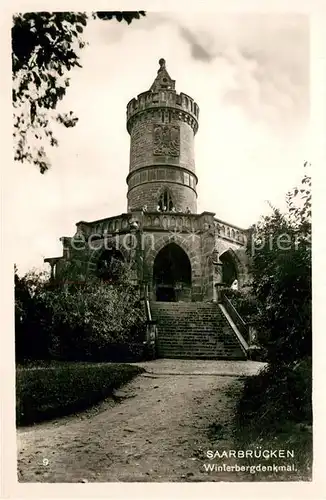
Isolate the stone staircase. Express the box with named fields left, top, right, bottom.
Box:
left=150, top=301, right=247, bottom=360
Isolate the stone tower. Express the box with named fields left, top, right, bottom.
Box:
left=45, top=57, right=252, bottom=359
left=46, top=58, right=250, bottom=304
left=126, top=58, right=199, bottom=214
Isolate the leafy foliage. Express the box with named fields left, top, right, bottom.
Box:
left=236, top=358, right=312, bottom=434
left=15, top=267, right=52, bottom=362
left=46, top=271, right=146, bottom=361
left=16, top=362, right=144, bottom=425
left=232, top=358, right=312, bottom=480
left=14, top=261, right=146, bottom=363
left=12, top=11, right=146, bottom=172
left=247, top=163, right=311, bottom=363
left=232, top=165, right=312, bottom=471
left=223, top=288, right=260, bottom=323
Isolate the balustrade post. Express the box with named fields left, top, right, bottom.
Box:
left=212, top=257, right=224, bottom=303
left=214, top=283, right=227, bottom=303
left=248, top=323, right=258, bottom=346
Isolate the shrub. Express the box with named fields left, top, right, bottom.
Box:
left=15, top=268, right=52, bottom=363
left=46, top=278, right=146, bottom=361
left=236, top=357, right=312, bottom=436
left=223, top=288, right=259, bottom=321
left=14, top=263, right=147, bottom=363
left=16, top=362, right=145, bottom=426
left=247, top=167, right=311, bottom=364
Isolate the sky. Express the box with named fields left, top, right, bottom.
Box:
left=10, top=12, right=310, bottom=274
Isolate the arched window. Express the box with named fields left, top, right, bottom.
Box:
left=158, top=189, right=174, bottom=212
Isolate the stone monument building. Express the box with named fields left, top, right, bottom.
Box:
left=45, top=59, right=251, bottom=359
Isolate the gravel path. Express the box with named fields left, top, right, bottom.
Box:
left=17, top=360, right=264, bottom=483
left=133, top=359, right=265, bottom=376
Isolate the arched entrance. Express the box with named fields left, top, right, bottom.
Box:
left=219, top=250, right=238, bottom=286
left=97, top=249, right=124, bottom=282
left=153, top=243, right=191, bottom=301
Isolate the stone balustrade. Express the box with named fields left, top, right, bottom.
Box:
left=75, top=213, right=248, bottom=246
left=76, top=215, right=132, bottom=237
left=142, top=212, right=202, bottom=232
left=214, top=218, right=247, bottom=245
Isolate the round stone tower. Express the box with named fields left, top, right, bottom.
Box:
left=126, top=58, right=199, bottom=214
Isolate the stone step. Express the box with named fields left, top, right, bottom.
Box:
left=150, top=300, right=247, bottom=360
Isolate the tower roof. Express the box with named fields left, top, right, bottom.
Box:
left=150, top=58, right=176, bottom=92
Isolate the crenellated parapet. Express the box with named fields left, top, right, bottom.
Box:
left=44, top=58, right=252, bottom=305
left=125, top=59, right=200, bottom=213
left=126, top=90, right=199, bottom=135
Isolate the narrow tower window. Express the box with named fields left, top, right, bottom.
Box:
left=158, top=189, right=174, bottom=212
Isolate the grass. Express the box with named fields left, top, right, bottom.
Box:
left=16, top=362, right=145, bottom=426
left=234, top=358, right=312, bottom=480
left=233, top=421, right=312, bottom=481
left=208, top=359, right=312, bottom=481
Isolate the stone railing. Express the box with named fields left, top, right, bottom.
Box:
left=220, top=290, right=249, bottom=345
left=44, top=256, right=62, bottom=280
left=77, top=212, right=212, bottom=237
left=142, top=212, right=203, bottom=232
left=219, top=288, right=259, bottom=350
left=76, top=214, right=132, bottom=237
left=75, top=212, right=248, bottom=244
left=143, top=282, right=157, bottom=360
left=214, top=218, right=247, bottom=245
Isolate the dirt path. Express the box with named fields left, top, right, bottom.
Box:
left=17, top=360, right=264, bottom=483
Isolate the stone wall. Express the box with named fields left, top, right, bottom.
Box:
left=126, top=83, right=199, bottom=214
left=51, top=211, right=251, bottom=296
left=129, top=116, right=195, bottom=174
left=127, top=181, right=197, bottom=213
left=143, top=231, right=203, bottom=301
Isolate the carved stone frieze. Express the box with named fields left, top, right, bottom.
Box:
left=153, top=124, right=180, bottom=157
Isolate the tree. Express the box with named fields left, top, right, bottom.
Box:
left=248, top=162, right=311, bottom=363
left=15, top=266, right=52, bottom=362
left=12, top=11, right=146, bottom=173
left=15, top=261, right=146, bottom=362
left=234, top=165, right=312, bottom=444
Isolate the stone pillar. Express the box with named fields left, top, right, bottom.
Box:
left=248, top=323, right=258, bottom=345
left=49, top=262, right=55, bottom=281
left=212, top=250, right=223, bottom=302
left=129, top=213, right=144, bottom=286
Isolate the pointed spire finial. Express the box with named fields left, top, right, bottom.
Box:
left=150, top=58, right=175, bottom=92
left=158, top=58, right=166, bottom=72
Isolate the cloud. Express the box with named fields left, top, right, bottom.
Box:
left=173, top=14, right=309, bottom=131
left=11, top=13, right=309, bottom=273
left=93, top=12, right=170, bottom=46
left=177, top=26, right=214, bottom=62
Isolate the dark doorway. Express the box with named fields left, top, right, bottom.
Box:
left=219, top=250, right=237, bottom=286
left=153, top=243, right=191, bottom=301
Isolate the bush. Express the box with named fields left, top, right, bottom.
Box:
left=15, top=268, right=53, bottom=363
left=247, top=168, right=311, bottom=364
left=236, top=357, right=312, bottom=436
left=16, top=362, right=145, bottom=426
left=223, top=288, right=259, bottom=323
left=46, top=278, right=146, bottom=361
left=14, top=264, right=147, bottom=363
